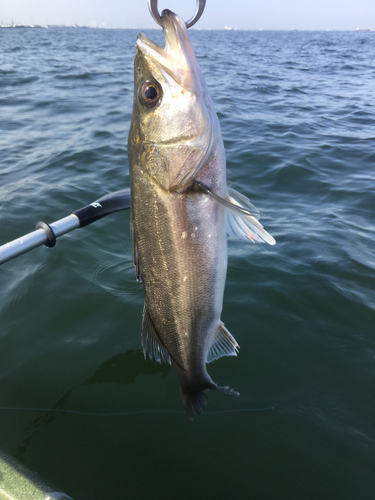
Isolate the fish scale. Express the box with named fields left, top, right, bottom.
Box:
left=128, top=9, right=275, bottom=418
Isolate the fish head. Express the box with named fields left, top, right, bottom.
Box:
left=129, top=9, right=219, bottom=192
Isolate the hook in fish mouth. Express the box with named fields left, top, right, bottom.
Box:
left=136, top=10, right=203, bottom=92
left=134, top=8, right=221, bottom=194
left=148, top=0, right=206, bottom=29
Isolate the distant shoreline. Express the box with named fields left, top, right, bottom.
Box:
left=0, top=25, right=371, bottom=32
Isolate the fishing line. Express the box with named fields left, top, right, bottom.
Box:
left=203, top=406, right=276, bottom=415
left=0, top=406, right=275, bottom=417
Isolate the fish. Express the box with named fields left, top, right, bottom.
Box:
left=128, top=9, right=275, bottom=419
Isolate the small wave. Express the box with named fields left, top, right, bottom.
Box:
left=54, top=72, right=99, bottom=81
left=74, top=250, right=136, bottom=299
left=285, top=87, right=307, bottom=94
left=0, top=75, right=39, bottom=87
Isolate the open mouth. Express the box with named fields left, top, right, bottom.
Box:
left=136, top=9, right=198, bottom=91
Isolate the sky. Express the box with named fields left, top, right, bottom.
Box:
left=1, top=0, right=374, bottom=31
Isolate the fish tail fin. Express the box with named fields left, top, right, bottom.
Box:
left=181, top=389, right=208, bottom=420
left=181, top=383, right=239, bottom=420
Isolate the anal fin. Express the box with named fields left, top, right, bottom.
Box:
left=206, top=323, right=239, bottom=363
left=141, top=307, right=171, bottom=365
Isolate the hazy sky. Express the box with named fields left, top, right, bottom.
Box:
left=1, top=0, right=374, bottom=30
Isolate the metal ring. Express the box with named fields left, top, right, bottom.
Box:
left=35, top=221, right=57, bottom=248
left=148, top=0, right=206, bottom=29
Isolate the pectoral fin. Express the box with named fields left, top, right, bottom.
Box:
left=206, top=323, right=239, bottom=363
left=194, top=181, right=276, bottom=245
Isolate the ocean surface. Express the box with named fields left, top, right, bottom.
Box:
left=0, top=27, right=374, bottom=499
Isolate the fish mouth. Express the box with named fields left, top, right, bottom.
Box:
left=136, top=9, right=200, bottom=91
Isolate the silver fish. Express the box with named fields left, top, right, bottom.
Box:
left=128, top=10, right=275, bottom=419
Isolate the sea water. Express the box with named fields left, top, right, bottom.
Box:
left=0, top=27, right=374, bottom=499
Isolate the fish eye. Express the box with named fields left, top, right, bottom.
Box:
left=138, top=80, right=161, bottom=108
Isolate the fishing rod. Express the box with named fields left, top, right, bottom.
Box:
left=0, top=188, right=131, bottom=266
left=1, top=1, right=205, bottom=268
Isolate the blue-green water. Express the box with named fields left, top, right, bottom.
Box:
left=0, top=27, right=374, bottom=499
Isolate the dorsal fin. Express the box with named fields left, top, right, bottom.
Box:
left=141, top=307, right=171, bottom=365
left=206, top=323, right=239, bottom=364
